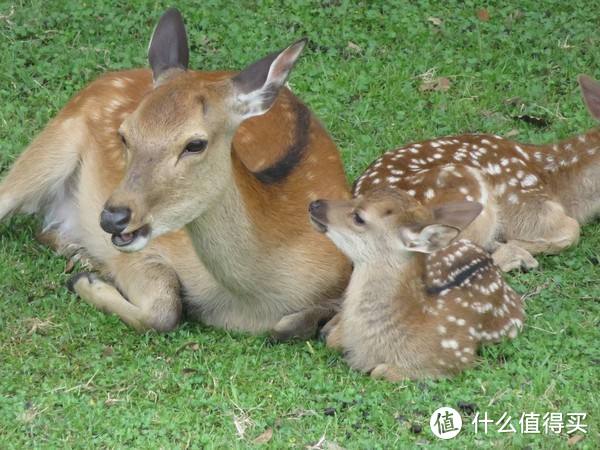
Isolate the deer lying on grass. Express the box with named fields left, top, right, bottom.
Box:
left=310, top=189, right=524, bottom=381
left=353, top=75, right=600, bottom=271
left=0, top=9, right=351, bottom=337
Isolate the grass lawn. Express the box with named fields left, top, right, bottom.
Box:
left=1, top=0, right=599, bottom=448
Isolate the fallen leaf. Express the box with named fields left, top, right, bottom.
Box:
left=477, top=9, right=490, bottom=22
left=64, top=258, right=75, bottom=273
left=253, top=428, right=273, bottom=444
left=427, top=17, right=442, bottom=26
left=420, top=77, right=451, bottom=92
left=175, top=341, right=201, bottom=354
left=101, top=346, right=114, bottom=357
left=505, top=129, right=520, bottom=138
left=504, top=96, right=523, bottom=106
left=346, top=41, right=362, bottom=53
left=567, top=434, right=584, bottom=446
left=24, top=317, right=56, bottom=335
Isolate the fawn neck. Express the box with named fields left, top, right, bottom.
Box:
left=346, top=254, right=425, bottom=314
left=541, top=127, right=600, bottom=221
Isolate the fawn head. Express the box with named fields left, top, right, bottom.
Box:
left=100, top=8, right=306, bottom=252
left=579, top=74, right=600, bottom=121
left=309, top=189, right=482, bottom=263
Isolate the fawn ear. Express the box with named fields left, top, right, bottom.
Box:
left=232, top=39, right=306, bottom=120
left=400, top=224, right=461, bottom=254
left=399, top=202, right=482, bottom=253
left=431, top=201, right=483, bottom=230
left=148, top=8, right=189, bottom=83
left=579, top=75, right=600, bottom=120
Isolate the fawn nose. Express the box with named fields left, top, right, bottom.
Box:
left=100, top=206, right=132, bottom=234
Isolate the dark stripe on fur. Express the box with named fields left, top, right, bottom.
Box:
left=426, top=258, right=491, bottom=295
left=253, top=101, right=311, bottom=184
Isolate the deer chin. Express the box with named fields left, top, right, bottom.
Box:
left=309, top=214, right=328, bottom=233
left=111, top=224, right=151, bottom=253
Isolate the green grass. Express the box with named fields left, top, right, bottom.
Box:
left=0, top=1, right=599, bottom=448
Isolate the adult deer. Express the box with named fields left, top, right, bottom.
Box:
left=0, top=9, right=350, bottom=336
left=353, top=75, right=600, bottom=271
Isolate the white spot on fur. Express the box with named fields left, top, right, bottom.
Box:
left=441, top=339, right=459, bottom=349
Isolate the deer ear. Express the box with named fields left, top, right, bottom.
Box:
left=579, top=75, right=600, bottom=120
left=400, top=224, right=460, bottom=254
left=399, top=201, right=482, bottom=253
left=148, top=8, right=189, bottom=83
left=232, top=39, right=306, bottom=120
left=431, top=201, right=483, bottom=230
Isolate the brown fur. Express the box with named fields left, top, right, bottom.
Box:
left=0, top=12, right=351, bottom=336
left=353, top=76, right=600, bottom=271
left=313, top=190, right=524, bottom=381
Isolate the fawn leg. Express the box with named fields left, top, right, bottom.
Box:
left=504, top=200, right=580, bottom=256
left=271, top=297, right=342, bottom=341
left=491, top=242, right=539, bottom=272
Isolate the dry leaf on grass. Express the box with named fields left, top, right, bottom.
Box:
left=477, top=9, right=490, bottom=22
left=427, top=17, right=442, bottom=26
left=346, top=41, right=362, bottom=53
left=420, top=77, right=451, bottom=92
left=567, top=434, right=584, bottom=446
left=175, top=341, right=201, bottom=354
left=505, top=129, right=520, bottom=138
left=252, top=428, right=273, bottom=444
left=24, top=317, right=56, bottom=335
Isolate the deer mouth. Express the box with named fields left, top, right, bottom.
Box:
left=111, top=224, right=151, bottom=252
left=309, top=214, right=328, bottom=233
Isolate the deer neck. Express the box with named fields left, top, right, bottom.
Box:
left=345, top=254, right=425, bottom=313
left=185, top=147, right=285, bottom=296
left=542, top=127, right=600, bottom=221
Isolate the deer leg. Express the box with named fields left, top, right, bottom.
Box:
left=0, top=117, right=83, bottom=222
left=68, top=259, right=182, bottom=332
left=369, top=364, right=413, bottom=382
left=271, top=297, right=342, bottom=342
left=369, top=363, right=449, bottom=382
left=319, top=312, right=341, bottom=341
left=324, top=319, right=344, bottom=350
left=505, top=201, right=580, bottom=256
left=491, top=242, right=539, bottom=272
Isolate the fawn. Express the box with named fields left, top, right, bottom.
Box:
left=353, top=75, right=600, bottom=271
left=310, top=189, right=524, bottom=381
left=0, top=9, right=351, bottom=337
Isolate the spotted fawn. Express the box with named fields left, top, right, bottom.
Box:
left=310, top=189, right=524, bottom=381
left=353, top=75, right=600, bottom=271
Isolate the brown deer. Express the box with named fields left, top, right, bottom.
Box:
left=310, top=189, right=524, bottom=381
left=0, top=9, right=351, bottom=337
left=353, top=75, right=600, bottom=271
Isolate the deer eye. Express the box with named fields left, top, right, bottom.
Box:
left=119, top=133, right=127, bottom=147
left=183, top=139, right=208, bottom=154
left=352, top=211, right=366, bottom=226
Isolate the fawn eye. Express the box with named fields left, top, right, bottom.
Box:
left=352, top=211, right=366, bottom=226
left=119, top=134, right=127, bottom=147
left=183, top=139, right=208, bottom=155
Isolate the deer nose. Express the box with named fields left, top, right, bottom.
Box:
left=100, top=206, right=132, bottom=234
left=309, top=200, right=325, bottom=214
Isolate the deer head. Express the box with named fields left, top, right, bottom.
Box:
left=579, top=74, right=600, bottom=121
left=99, top=8, right=306, bottom=252
left=309, top=189, right=482, bottom=264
